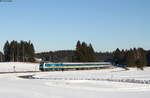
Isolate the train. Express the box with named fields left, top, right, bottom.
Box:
left=39, top=62, right=112, bottom=71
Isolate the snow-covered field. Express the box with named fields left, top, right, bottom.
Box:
left=0, top=62, right=150, bottom=98
left=0, top=62, right=39, bottom=72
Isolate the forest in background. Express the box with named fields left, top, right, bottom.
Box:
left=36, top=40, right=113, bottom=63
left=0, top=40, right=150, bottom=69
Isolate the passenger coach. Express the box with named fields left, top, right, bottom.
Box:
left=39, top=62, right=112, bottom=71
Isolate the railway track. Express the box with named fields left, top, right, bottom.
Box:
left=18, top=74, right=150, bottom=84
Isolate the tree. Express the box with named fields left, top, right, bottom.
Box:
left=75, top=41, right=96, bottom=62
left=88, top=43, right=96, bottom=62
left=147, top=51, right=150, bottom=66
left=0, top=51, right=4, bottom=62
left=113, top=48, right=121, bottom=64
left=75, top=40, right=81, bottom=62
left=135, top=59, right=143, bottom=70
left=3, top=41, right=10, bottom=62
left=136, top=48, right=147, bottom=68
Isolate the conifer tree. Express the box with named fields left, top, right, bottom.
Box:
left=75, top=41, right=96, bottom=62
left=3, top=41, right=10, bottom=62
left=113, top=48, right=121, bottom=64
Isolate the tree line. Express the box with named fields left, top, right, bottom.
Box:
left=0, top=40, right=150, bottom=69
left=113, top=48, right=148, bottom=69
left=36, top=40, right=150, bottom=69
left=3, top=40, right=35, bottom=62
left=36, top=41, right=97, bottom=62
left=36, top=50, right=75, bottom=62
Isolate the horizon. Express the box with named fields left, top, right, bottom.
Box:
left=0, top=0, right=150, bottom=52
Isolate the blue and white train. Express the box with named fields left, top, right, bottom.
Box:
left=39, top=62, right=112, bottom=71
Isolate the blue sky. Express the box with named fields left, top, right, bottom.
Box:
left=0, top=0, right=150, bottom=52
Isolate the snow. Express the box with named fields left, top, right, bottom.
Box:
left=34, top=67, right=150, bottom=81
left=0, top=62, right=39, bottom=72
left=0, top=62, right=150, bottom=98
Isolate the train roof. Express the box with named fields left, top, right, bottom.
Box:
left=42, top=62, right=111, bottom=64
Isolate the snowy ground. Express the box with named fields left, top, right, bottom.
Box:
left=0, top=62, right=39, bottom=72
left=0, top=62, right=150, bottom=98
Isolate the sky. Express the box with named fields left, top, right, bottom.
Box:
left=0, top=0, right=150, bottom=53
